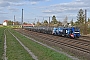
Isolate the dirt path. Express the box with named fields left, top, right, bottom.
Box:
left=8, top=30, right=38, bottom=60
left=3, top=29, right=7, bottom=60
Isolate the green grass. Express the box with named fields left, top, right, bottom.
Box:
left=5, top=29, right=34, bottom=60
left=10, top=29, right=72, bottom=60
left=0, top=27, right=5, bottom=60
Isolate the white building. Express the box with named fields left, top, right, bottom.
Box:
left=3, top=20, right=8, bottom=26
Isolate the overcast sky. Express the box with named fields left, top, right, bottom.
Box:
left=0, top=0, right=90, bottom=24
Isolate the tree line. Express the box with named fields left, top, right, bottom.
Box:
left=6, top=9, right=90, bottom=34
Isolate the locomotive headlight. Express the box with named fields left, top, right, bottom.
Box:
left=70, top=34, right=74, bottom=38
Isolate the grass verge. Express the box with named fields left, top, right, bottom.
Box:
left=5, top=29, right=34, bottom=60
left=10, top=29, right=72, bottom=60
left=0, top=27, right=5, bottom=60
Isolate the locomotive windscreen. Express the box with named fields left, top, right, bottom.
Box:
left=74, top=27, right=80, bottom=31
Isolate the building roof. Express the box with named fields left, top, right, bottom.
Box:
left=23, top=24, right=34, bottom=27
left=4, top=20, right=8, bottom=22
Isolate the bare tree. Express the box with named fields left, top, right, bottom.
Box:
left=63, top=16, right=68, bottom=27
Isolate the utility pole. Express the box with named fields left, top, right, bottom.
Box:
left=84, top=9, right=87, bottom=35
left=34, top=18, right=36, bottom=24
left=43, top=17, right=44, bottom=24
left=14, top=15, right=15, bottom=26
left=71, top=18, right=73, bottom=27
left=43, top=17, right=44, bottom=21
left=49, top=17, right=50, bottom=27
left=22, top=9, right=23, bottom=29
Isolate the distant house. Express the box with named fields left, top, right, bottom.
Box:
left=3, top=20, right=8, bottom=26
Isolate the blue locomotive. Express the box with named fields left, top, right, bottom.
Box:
left=52, top=27, right=80, bottom=38
left=24, top=26, right=80, bottom=39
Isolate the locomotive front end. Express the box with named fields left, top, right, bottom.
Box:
left=70, top=27, right=80, bottom=38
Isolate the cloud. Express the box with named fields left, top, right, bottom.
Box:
left=42, top=10, right=53, bottom=13
left=0, top=0, right=24, bottom=2
left=27, top=0, right=49, bottom=2
left=0, top=0, right=50, bottom=7
left=10, top=2, right=26, bottom=6
left=0, top=0, right=50, bottom=3
left=0, top=1, right=10, bottom=7
left=42, top=0, right=90, bottom=14
left=40, top=0, right=90, bottom=22
left=0, top=12, right=8, bottom=14
left=0, top=7, right=4, bottom=11
left=28, top=0, right=50, bottom=5
left=0, top=0, right=27, bottom=7
left=30, top=2, right=38, bottom=5
left=8, top=7, right=19, bottom=12
left=0, top=1, right=27, bottom=10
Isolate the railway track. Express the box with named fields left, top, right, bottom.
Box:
left=79, top=36, right=90, bottom=42
left=16, top=29, right=90, bottom=60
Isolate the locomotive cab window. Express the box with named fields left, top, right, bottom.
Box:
left=74, top=27, right=79, bottom=32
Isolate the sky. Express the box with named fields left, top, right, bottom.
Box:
left=0, top=0, right=90, bottom=24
